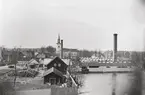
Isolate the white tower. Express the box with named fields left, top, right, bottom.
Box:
left=56, top=34, right=61, bottom=57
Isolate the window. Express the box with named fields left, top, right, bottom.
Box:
left=58, top=63, right=61, bottom=67
left=54, top=63, right=57, bottom=67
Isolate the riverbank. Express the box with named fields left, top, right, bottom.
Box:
left=79, top=67, right=136, bottom=73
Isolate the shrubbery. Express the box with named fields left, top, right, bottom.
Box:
left=7, top=69, right=39, bottom=77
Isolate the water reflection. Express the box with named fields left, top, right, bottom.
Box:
left=112, top=73, right=116, bottom=95
left=78, top=73, right=136, bottom=95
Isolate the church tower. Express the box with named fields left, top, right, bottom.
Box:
left=56, top=34, right=61, bottom=57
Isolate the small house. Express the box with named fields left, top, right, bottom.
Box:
left=2, top=50, right=13, bottom=62
left=17, top=61, right=29, bottom=67
left=45, top=57, right=68, bottom=74
left=27, top=59, right=39, bottom=69
left=43, top=67, right=66, bottom=85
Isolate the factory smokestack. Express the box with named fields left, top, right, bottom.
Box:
left=61, top=40, right=63, bottom=59
left=113, top=33, right=118, bottom=62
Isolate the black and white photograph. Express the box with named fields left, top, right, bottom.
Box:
left=0, top=0, right=145, bottom=95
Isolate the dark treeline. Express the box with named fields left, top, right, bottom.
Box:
left=1, top=46, right=56, bottom=64
left=40, top=46, right=56, bottom=54
left=79, top=50, right=104, bottom=58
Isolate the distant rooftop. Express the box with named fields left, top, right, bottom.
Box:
left=63, top=48, right=79, bottom=52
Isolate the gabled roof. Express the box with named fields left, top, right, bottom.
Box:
left=43, top=67, right=63, bottom=77
left=21, top=51, right=33, bottom=57
left=43, top=58, right=53, bottom=65
left=43, top=57, right=69, bottom=66
left=28, top=59, right=39, bottom=65
left=17, top=61, right=29, bottom=65
left=63, top=48, right=79, bottom=52
left=62, top=59, right=72, bottom=65
left=81, top=62, right=135, bottom=67
left=36, top=53, right=46, bottom=58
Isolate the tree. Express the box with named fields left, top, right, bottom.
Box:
left=1, top=47, right=7, bottom=62
left=131, top=52, right=144, bottom=68
left=79, top=50, right=92, bottom=57
left=11, top=48, right=18, bottom=87
left=73, top=56, right=81, bottom=66
left=40, top=46, right=46, bottom=53
left=98, top=50, right=104, bottom=58
left=46, top=46, right=56, bottom=53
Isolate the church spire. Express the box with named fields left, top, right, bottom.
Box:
left=57, top=34, right=61, bottom=44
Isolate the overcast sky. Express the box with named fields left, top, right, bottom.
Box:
left=0, top=0, right=145, bottom=51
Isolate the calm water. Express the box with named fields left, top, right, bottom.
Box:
left=78, top=73, right=138, bottom=95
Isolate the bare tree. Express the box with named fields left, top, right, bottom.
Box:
left=11, top=48, right=18, bottom=87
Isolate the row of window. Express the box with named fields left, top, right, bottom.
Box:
left=54, top=63, right=61, bottom=67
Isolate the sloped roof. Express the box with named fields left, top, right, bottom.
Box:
left=43, top=58, right=53, bottom=65
left=43, top=57, right=69, bottom=66
left=28, top=59, right=39, bottom=65
left=17, top=61, right=29, bottom=66
left=17, top=61, right=29, bottom=64
left=36, top=53, right=46, bottom=58
left=43, top=67, right=63, bottom=77
left=63, top=48, right=79, bottom=52
left=21, top=51, right=33, bottom=57
left=81, top=62, right=135, bottom=67
left=62, top=59, right=72, bottom=65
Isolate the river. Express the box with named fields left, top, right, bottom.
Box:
left=78, top=73, right=144, bottom=95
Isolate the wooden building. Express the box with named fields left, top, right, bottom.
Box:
left=43, top=57, right=69, bottom=85
left=43, top=67, right=66, bottom=85
left=46, top=57, right=68, bottom=74
left=25, top=59, right=39, bottom=69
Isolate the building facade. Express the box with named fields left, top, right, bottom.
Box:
left=43, top=57, right=68, bottom=84
left=43, top=67, right=65, bottom=85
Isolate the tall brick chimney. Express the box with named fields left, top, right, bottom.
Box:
left=113, top=33, right=118, bottom=62
left=61, top=40, right=63, bottom=59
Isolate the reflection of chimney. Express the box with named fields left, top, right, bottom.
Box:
left=112, top=73, right=117, bottom=95
left=113, top=34, right=118, bottom=62
left=61, top=40, right=63, bottom=59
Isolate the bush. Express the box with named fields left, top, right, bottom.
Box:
left=0, top=63, right=6, bottom=66
left=7, top=69, right=39, bottom=77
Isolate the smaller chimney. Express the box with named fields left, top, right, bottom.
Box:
left=61, top=40, right=63, bottom=59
